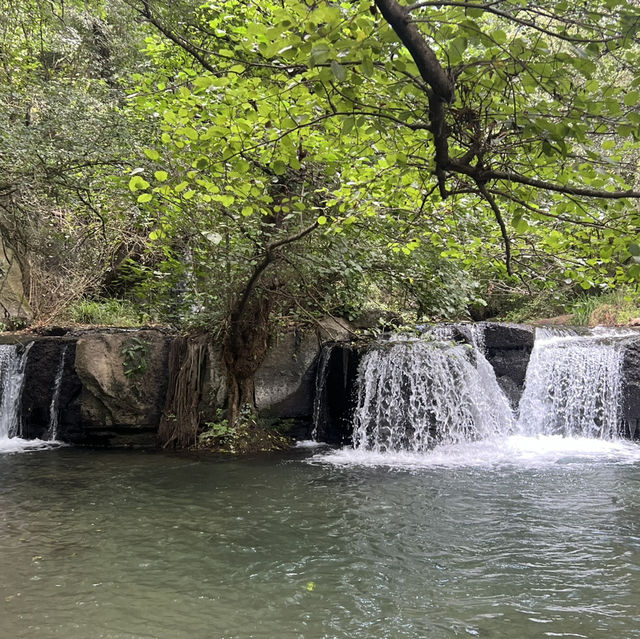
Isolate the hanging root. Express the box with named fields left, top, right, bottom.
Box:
left=158, top=333, right=209, bottom=448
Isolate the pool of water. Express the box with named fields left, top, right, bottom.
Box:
left=2, top=438, right=640, bottom=638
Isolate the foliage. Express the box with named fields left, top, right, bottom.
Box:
left=570, top=288, right=640, bottom=326
left=61, top=297, right=148, bottom=326
left=197, top=406, right=291, bottom=454
left=4, top=0, right=640, bottom=431
left=121, top=336, right=149, bottom=378
left=0, top=0, right=151, bottom=319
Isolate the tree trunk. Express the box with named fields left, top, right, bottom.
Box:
left=222, top=292, right=273, bottom=425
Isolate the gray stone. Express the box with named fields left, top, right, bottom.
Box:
left=73, top=330, right=171, bottom=446
left=254, top=329, right=320, bottom=418
left=317, top=317, right=355, bottom=342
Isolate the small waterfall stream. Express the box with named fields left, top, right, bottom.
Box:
left=311, top=343, right=335, bottom=441
left=516, top=327, right=634, bottom=439
left=0, top=341, right=65, bottom=452
left=0, top=343, right=33, bottom=441
left=46, top=344, right=68, bottom=441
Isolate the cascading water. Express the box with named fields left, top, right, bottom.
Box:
left=46, top=344, right=68, bottom=441
left=352, top=334, right=514, bottom=452
left=0, top=341, right=63, bottom=453
left=315, top=324, right=640, bottom=467
left=311, top=343, right=335, bottom=441
left=0, top=343, right=32, bottom=441
left=516, top=327, right=634, bottom=439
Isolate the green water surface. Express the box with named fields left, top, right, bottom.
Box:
left=1, top=446, right=639, bottom=638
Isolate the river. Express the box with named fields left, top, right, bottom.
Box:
left=2, top=439, right=640, bottom=638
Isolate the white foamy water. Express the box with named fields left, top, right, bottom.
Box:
left=352, top=337, right=513, bottom=452
left=0, top=436, right=65, bottom=454
left=295, top=439, right=328, bottom=449
left=313, top=435, right=640, bottom=469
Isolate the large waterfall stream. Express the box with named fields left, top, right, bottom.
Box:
left=351, top=338, right=513, bottom=452
left=318, top=325, right=640, bottom=467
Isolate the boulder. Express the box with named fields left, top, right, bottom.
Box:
left=72, top=330, right=171, bottom=446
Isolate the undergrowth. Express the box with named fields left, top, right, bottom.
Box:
left=197, top=406, right=292, bottom=454
left=570, top=288, right=640, bottom=326
left=59, top=297, right=150, bottom=327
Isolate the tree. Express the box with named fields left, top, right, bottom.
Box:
left=0, top=0, right=151, bottom=318
left=117, top=0, right=640, bottom=432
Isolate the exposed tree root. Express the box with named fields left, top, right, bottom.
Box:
left=158, top=333, right=209, bottom=448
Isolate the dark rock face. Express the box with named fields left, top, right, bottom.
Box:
left=21, top=339, right=81, bottom=440
left=621, top=341, right=640, bottom=440
left=312, top=343, right=360, bottom=445
left=481, top=323, right=535, bottom=407
left=254, top=329, right=320, bottom=419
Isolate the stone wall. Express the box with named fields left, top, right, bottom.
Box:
left=3, top=322, right=640, bottom=448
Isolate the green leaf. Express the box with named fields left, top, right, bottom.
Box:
left=137, top=193, right=153, bottom=203
left=129, top=175, right=150, bottom=192
left=330, top=60, right=347, bottom=82
left=143, top=148, right=160, bottom=161
left=361, top=57, right=374, bottom=77
left=183, top=127, right=199, bottom=141
left=310, top=44, right=330, bottom=66
left=317, top=215, right=327, bottom=225
left=491, top=30, right=507, bottom=45
left=272, top=160, right=287, bottom=175
left=202, top=231, right=222, bottom=245
left=624, top=91, right=640, bottom=107
left=241, top=205, right=254, bottom=217
left=154, top=170, right=168, bottom=182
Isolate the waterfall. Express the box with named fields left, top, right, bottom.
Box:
left=311, top=343, right=334, bottom=441
left=0, top=343, right=32, bottom=440
left=46, top=344, right=68, bottom=441
left=516, top=327, right=634, bottom=439
left=352, top=336, right=514, bottom=452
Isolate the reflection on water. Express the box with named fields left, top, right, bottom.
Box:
left=1, top=442, right=640, bottom=638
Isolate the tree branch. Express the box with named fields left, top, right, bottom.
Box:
left=375, top=0, right=455, bottom=103
left=475, top=179, right=513, bottom=275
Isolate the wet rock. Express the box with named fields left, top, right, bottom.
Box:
left=481, top=323, right=535, bottom=406
left=21, top=339, right=80, bottom=440
left=621, top=340, right=640, bottom=440
left=312, top=343, right=360, bottom=445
